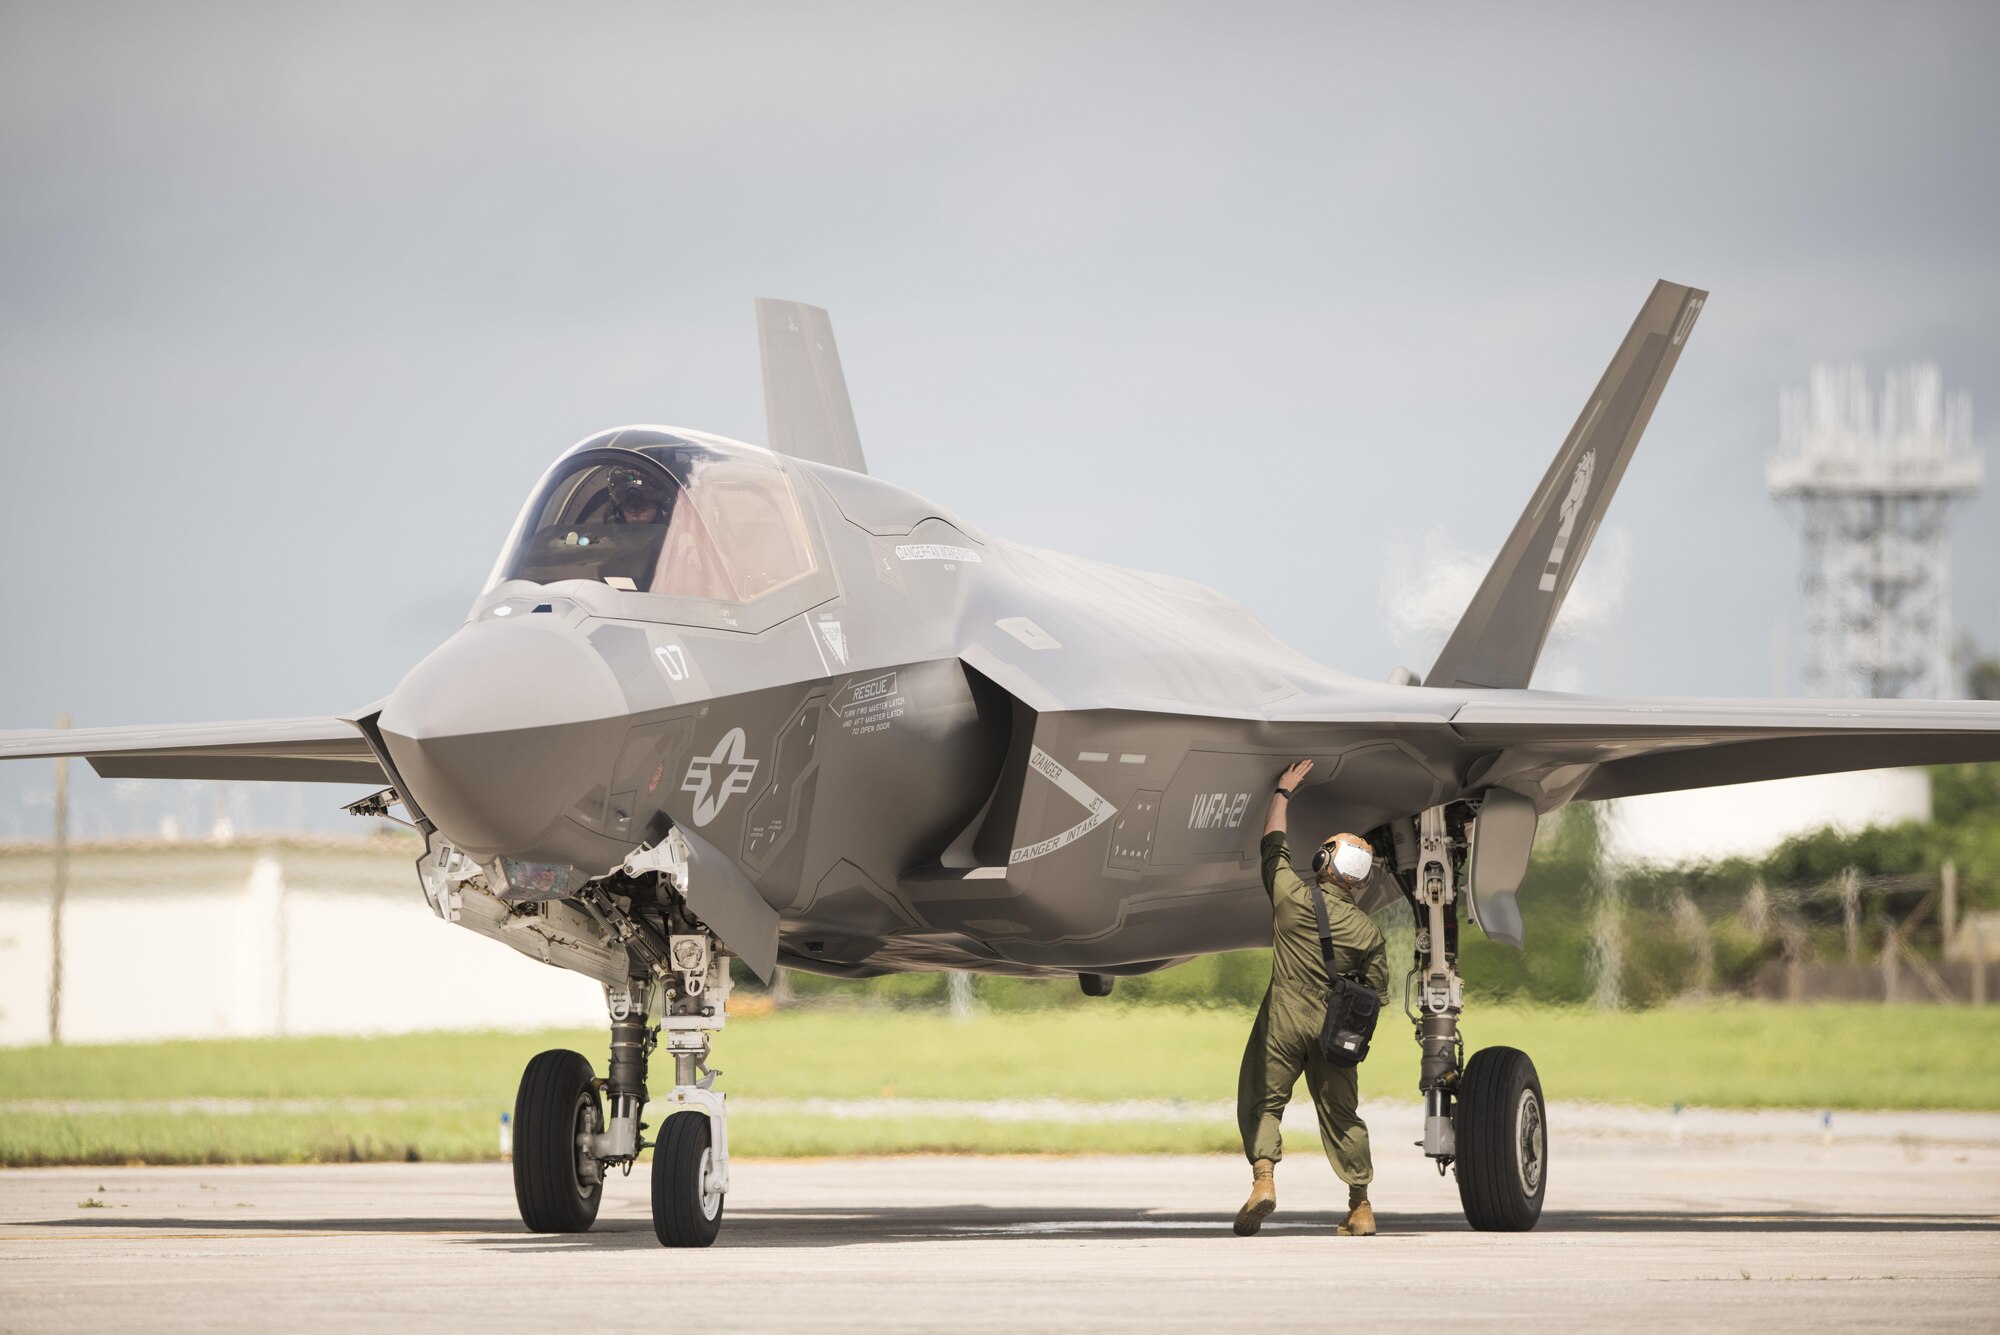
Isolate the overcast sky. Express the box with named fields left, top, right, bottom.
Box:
left=3, top=1, right=1997, bottom=838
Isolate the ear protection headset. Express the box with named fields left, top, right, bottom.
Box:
left=1313, top=833, right=1375, bottom=887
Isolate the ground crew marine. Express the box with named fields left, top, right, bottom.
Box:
left=1233, top=757, right=1391, bottom=1238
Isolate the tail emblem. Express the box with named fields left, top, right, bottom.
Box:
left=1538, top=449, right=1596, bottom=593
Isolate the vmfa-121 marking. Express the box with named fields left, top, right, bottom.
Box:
left=7, top=284, right=1999, bottom=1243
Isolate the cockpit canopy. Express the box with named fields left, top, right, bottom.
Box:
left=492, top=430, right=820, bottom=606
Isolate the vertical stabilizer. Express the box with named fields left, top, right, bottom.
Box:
left=755, top=298, right=867, bottom=475
left=1426, top=280, right=1707, bottom=691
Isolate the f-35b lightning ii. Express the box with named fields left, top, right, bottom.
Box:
left=7, top=282, right=1998, bottom=1242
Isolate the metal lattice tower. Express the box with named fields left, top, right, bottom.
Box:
left=1767, top=364, right=1982, bottom=699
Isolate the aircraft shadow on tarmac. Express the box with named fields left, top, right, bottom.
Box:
left=33, top=1207, right=2000, bottom=1252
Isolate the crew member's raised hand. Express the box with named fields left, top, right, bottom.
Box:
left=1265, top=759, right=1312, bottom=835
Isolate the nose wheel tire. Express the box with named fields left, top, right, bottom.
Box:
left=652, top=1110, right=724, bottom=1247
left=512, top=1049, right=605, bottom=1233
left=1452, top=1045, right=1546, bottom=1232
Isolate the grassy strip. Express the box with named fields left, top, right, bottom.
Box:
left=4, top=1004, right=1999, bottom=1167
left=1466, top=1003, right=2000, bottom=1111
left=0, top=1110, right=1247, bottom=1167
left=7, top=1004, right=2000, bottom=1107
left=1, top=1108, right=489, bottom=1167
left=0, top=1011, right=1258, bottom=1103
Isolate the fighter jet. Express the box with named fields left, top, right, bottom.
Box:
left=7, top=283, right=1998, bottom=1243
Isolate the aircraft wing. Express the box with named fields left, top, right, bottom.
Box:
left=1455, top=692, right=2000, bottom=805
left=0, top=717, right=385, bottom=784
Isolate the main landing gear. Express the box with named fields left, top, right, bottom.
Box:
left=510, top=895, right=734, bottom=1247
left=1396, top=803, right=1546, bottom=1231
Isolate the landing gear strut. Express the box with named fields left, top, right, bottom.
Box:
left=1398, top=803, right=1545, bottom=1232
left=508, top=834, right=735, bottom=1247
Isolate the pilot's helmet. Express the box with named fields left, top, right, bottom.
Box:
left=1312, top=832, right=1374, bottom=890
left=608, top=466, right=667, bottom=520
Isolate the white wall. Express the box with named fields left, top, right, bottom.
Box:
left=0, top=843, right=606, bottom=1047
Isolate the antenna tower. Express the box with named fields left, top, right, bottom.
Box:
left=1767, top=364, right=1982, bottom=698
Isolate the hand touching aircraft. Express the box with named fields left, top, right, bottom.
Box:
left=7, top=284, right=1997, bottom=1242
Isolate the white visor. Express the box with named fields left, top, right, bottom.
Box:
left=1332, top=842, right=1373, bottom=883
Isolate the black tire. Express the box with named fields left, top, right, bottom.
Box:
left=512, top=1049, right=604, bottom=1233
left=651, top=1110, right=724, bottom=1247
left=1453, top=1046, right=1546, bottom=1232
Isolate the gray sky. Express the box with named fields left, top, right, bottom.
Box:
left=4, top=1, right=1998, bottom=838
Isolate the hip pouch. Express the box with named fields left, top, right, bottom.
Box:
left=1310, top=882, right=1381, bottom=1067
left=1318, top=973, right=1381, bottom=1067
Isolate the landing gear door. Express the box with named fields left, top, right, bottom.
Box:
left=674, top=824, right=782, bottom=982
left=1466, top=789, right=1536, bottom=950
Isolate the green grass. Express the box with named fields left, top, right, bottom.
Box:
left=1464, top=1003, right=2000, bottom=1111
left=3, top=1004, right=1997, bottom=1165
left=0, top=1108, right=1247, bottom=1167
left=0, top=1108, right=494, bottom=1167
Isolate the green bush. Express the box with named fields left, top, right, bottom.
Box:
left=1708, top=913, right=1775, bottom=988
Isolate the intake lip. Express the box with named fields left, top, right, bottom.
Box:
left=378, top=619, right=627, bottom=857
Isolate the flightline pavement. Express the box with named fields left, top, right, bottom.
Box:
left=3, top=1113, right=1998, bottom=1334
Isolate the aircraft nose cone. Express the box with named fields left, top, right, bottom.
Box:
left=378, top=619, right=628, bottom=858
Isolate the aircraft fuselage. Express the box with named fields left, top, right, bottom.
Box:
left=372, top=426, right=1468, bottom=978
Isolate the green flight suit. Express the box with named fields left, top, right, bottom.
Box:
left=1237, top=831, right=1391, bottom=1186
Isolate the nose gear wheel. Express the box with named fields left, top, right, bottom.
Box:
left=653, top=1110, right=725, bottom=1246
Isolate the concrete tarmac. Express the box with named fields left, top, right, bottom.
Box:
left=4, top=1129, right=1998, bottom=1333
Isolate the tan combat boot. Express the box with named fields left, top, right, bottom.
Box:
left=1337, top=1185, right=1377, bottom=1237
left=1232, top=1159, right=1277, bottom=1236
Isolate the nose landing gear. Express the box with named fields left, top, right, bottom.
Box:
left=1398, top=803, right=1546, bottom=1232
left=508, top=838, right=736, bottom=1246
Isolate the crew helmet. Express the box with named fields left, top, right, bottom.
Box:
left=608, top=465, right=668, bottom=516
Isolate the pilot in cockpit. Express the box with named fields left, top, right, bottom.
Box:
left=608, top=467, right=669, bottom=526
